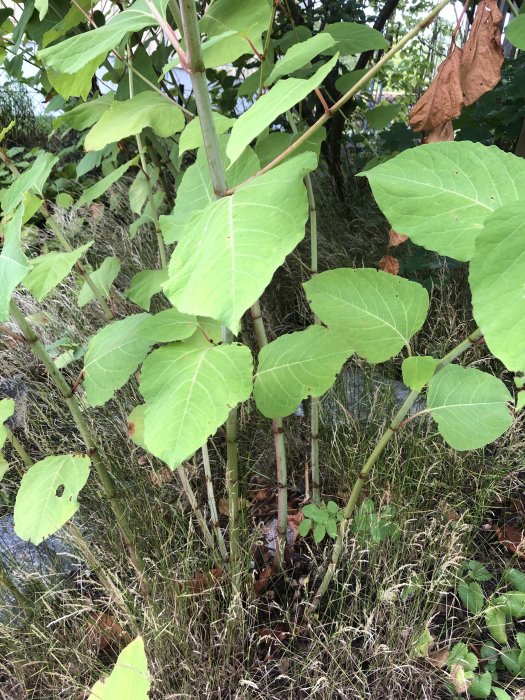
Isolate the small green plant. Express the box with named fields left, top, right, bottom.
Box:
left=300, top=500, right=343, bottom=543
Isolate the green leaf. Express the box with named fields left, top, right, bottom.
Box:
left=325, top=518, right=337, bottom=539
left=77, top=256, right=120, bottom=308
left=503, top=568, right=525, bottom=593
left=326, top=501, right=339, bottom=514
left=35, top=0, right=48, bottom=20
left=413, top=627, right=434, bottom=657
left=0, top=206, right=29, bottom=321
left=124, top=268, right=168, bottom=311
left=179, top=113, right=234, bottom=156
left=364, top=102, right=402, bottom=131
left=492, top=688, right=513, bottom=700
left=78, top=156, right=139, bottom=206
left=0, top=399, right=15, bottom=449
left=47, top=54, right=106, bottom=100
left=470, top=202, right=525, bottom=374
left=447, top=642, right=478, bottom=672
left=500, top=592, right=525, bottom=618
left=140, top=342, right=253, bottom=468
left=161, top=140, right=259, bottom=244
left=427, top=365, right=513, bottom=451
left=458, top=581, right=485, bottom=614
left=362, top=142, right=525, bottom=261
left=199, top=0, right=272, bottom=39
left=226, top=55, right=338, bottom=164
left=56, top=192, right=74, bottom=209
left=298, top=518, right=312, bottom=537
left=13, top=454, right=90, bottom=545
left=335, top=68, right=370, bottom=94
left=39, top=0, right=168, bottom=74
left=402, top=356, right=437, bottom=392
left=0, top=455, right=8, bottom=481
left=254, top=127, right=326, bottom=168
left=500, top=647, right=523, bottom=676
left=304, top=268, right=429, bottom=363
left=517, top=633, right=525, bottom=650
left=266, top=34, right=336, bottom=85
left=303, top=504, right=328, bottom=523
left=84, top=92, right=185, bottom=151
left=468, top=672, right=492, bottom=699
left=83, top=314, right=152, bottom=406
left=88, top=636, right=150, bottom=700
left=141, top=308, right=197, bottom=343
left=506, top=15, right=525, bottom=49
left=24, top=242, right=93, bottom=302
left=321, top=22, right=388, bottom=55
left=54, top=94, right=114, bottom=132
left=253, top=325, right=353, bottom=418
left=313, top=522, right=326, bottom=543
left=163, top=152, right=315, bottom=334
left=129, top=171, right=149, bottom=215
left=127, top=405, right=147, bottom=449
left=467, top=560, right=493, bottom=582
left=1, top=151, right=58, bottom=215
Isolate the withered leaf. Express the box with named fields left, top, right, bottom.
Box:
left=388, top=228, right=408, bottom=247
left=460, top=0, right=503, bottom=107
left=495, top=523, right=525, bottom=558
left=409, top=46, right=463, bottom=132
left=425, top=120, right=454, bottom=143
left=379, top=255, right=400, bottom=275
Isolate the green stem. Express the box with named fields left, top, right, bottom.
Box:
left=507, top=0, right=519, bottom=17
left=250, top=301, right=288, bottom=568
left=127, top=48, right=168, bottom=269
left=201, top=443, right=228, bottom=560
left=232, top=0, right=453, bottom=187
left=257, top=1, right=277, bottom=96
left=9, top=301, right=150, bottom=596
left=307, top=328, right=483, bottom=614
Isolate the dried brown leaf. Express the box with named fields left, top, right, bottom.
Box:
left=450, top=663, right=471, bottom=694
left=287, top=510, right=304, bottom=544
left=388, top=228, right=408, bottom=247
left=86, top=613, right=128, bottom=651
left=428, top=647, right=450, bottom=668
left=150, top=467, right=174, bottom=486
left=409, top=46, right=464, bottom=133
left=379, top=255, right=400, bottom=275
left=425, top=120, right=454, bottom=143
left=460, top=0, right=503, bottom=107
left=254, top=565, right=273, bottom=594
left=190, top=567, right=224, bottom=593
left=495, top=523, right=525, bottom=558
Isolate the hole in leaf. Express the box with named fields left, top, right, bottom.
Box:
left=55, top=484, right=65, bottom=497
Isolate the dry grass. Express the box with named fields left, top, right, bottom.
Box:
left=0, top=175, right=524, bottom=699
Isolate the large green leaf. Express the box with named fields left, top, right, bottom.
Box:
left=0, top=151, right=58, bottom=215
left=160, top=139, right=259, bottom=244
left=47, top=54, right=106, bottom=100
left=163, top=152, right=315, bottom=333
left=83, top=310, right=197, bottom=405
left=77, top=256, right=120, bottom=308
left=39, top=0, right=168, bottom=74
left=402, top=356, right=437, bottom=392
left=427, top=365, right=513, bottom=451
left=335, top=68, right=370, bottom=94
left=53, top=94, right=114, bottom=132
left=470, top=202, right=525, bottom=373
left=226, top=55, right=338, bottom=165
left=24, top=242, right=93, bottom=302
left=362, top=142, right=525, bottom=261
left=140, top=341, right=253, bottom=468
left=200, top=0, right=271, bottom=38
left=304, top=268, right=429, bottom=363
left=254, top=127, right=326, bottom=168
left=0, top=206, right=29, bottom=321
left=124, top=268, right=168, bottom=311
left=0, top=399, right=15, bottom=449
left=321, top=22, right=388, bottom=55
left=13, top=454, right=91, bottom=544
left=364, top=102, right=402, bottom=130
left=506, top=15, right=525, bottom=49
left=266, top=34, right=336, bottom=84
left=84, top=314, right=152, bottom=406
left=84, top=92, right=185, bottom=151
left=88, top=636, right=150, bottom=700
left=77, top=156, right=139, bottom=206
left=253, top=326, right=353, bottom=418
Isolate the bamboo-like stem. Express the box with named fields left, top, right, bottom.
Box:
left=176, top=0, right=241, bottom=573
left=228, top=0, right=453, bottom=190
left=201, top=443, right=228, bottom=560
left=257, top=0, right=278, bottom=96
left=307, top=328, right=483, bottom=615
left=287, top=111, right=321, bottom=505
left=8, top=301, right=150, bottom=596
left=127, top=49, right=168, bottom=269
left=250, top=301, right=288, bottom=568
left=178, top=464, right=216, bottom=550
